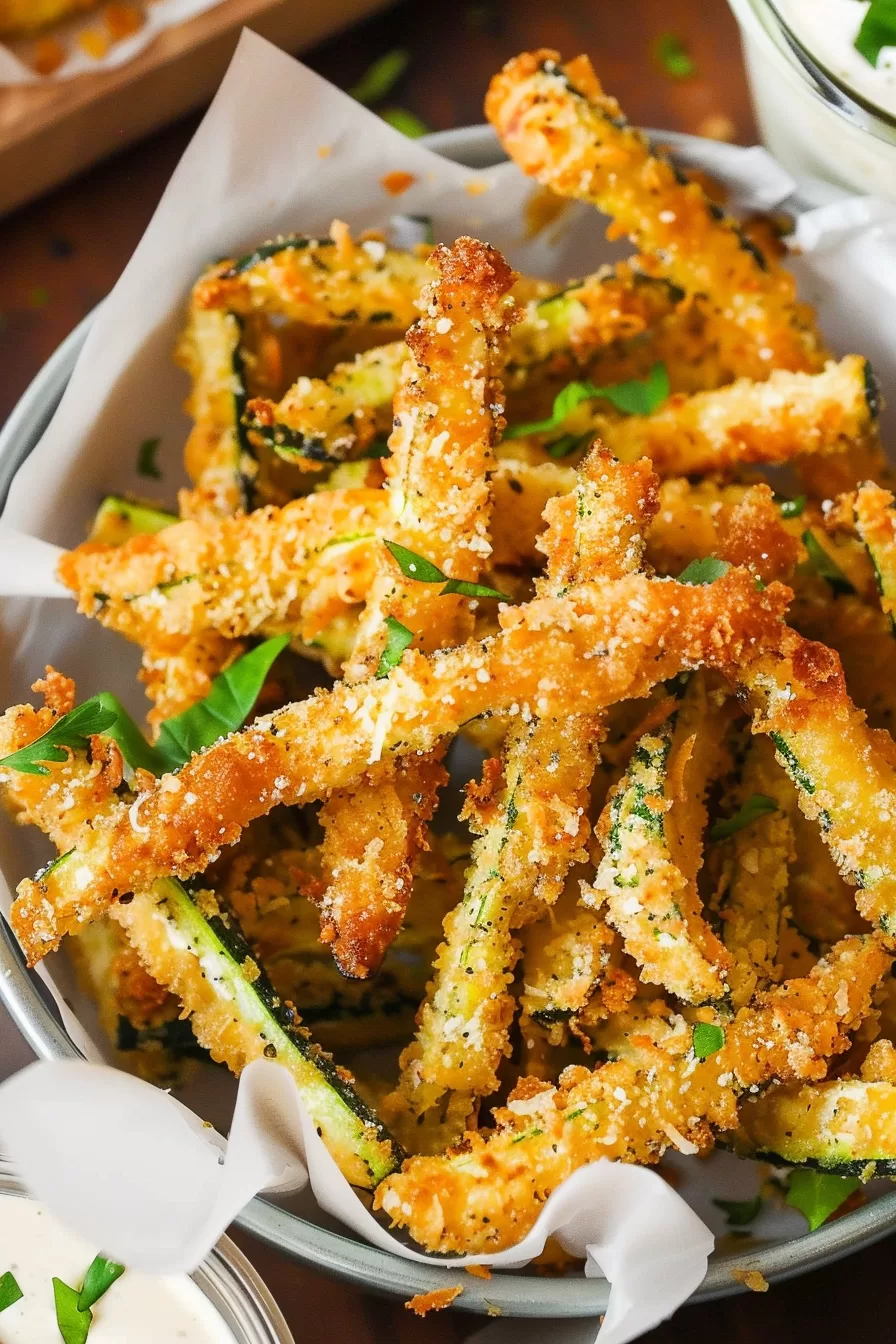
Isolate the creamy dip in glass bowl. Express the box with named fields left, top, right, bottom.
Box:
left=0, top=1161, right=293, bottom=1344
left=727, top=0, right=896, bottom=196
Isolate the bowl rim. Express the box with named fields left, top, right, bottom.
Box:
left=2, top=122, right=896, bottom=1319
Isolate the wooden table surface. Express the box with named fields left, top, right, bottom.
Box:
left=0, top=0, right=890, bottom=1339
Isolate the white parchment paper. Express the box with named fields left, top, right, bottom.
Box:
left=2, top=28, right=896, bottom=1341
left=0, top=0, right=224, bottom=85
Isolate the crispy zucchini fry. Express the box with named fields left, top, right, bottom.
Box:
left=485, top=50, right=823, bottom=378
left=583, top=675, right=731, bottom=1003
left=314, top=239, right=517, bottom=978
left=11, top=569, right=790, bottom=962
left=0, top=698, right=401, bottom=1187
left=58, top=489, right=391, bottom=649
left=395, top=453, right=659, bottom=1111
left=375, top=934, right=890, bottom=1252
left=245, top=342, right=404, bottom=466
left=603, top=357, right=877, bottom=476
left=841, top=481, right=896, bottom=627
left=733, top=1056, right=896, bottom=1175
left=193, top=227, right=430, bottom=327
left=244, top=263, right=681, bottom=466
left=717, top=735, right=796, bottom=1008
left=739, top=626, right=896, bottom=937
left=647, top=479, right=801, bottom=585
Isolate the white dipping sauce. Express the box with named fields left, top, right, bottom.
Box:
left=728, top=0, right=896, bottom=198
left=777, top=0, right=896, bottom=116
left=0, top=1198, right=236, bottom=1343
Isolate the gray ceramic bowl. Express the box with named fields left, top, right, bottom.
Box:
left=1, top=125, right=895, bottom=1319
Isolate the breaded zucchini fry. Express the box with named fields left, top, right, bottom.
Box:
left=244, top=263, right=681, bottom=466
left=603, top=357, right=877, bottom=476
left=717, top=735, right=796, bottom=1008
left=0, top=695, right=401, bottom=1187
left=375, top=934, right=890, bottom=1252
left=733, top=1040, right=896, bottom=1174
left=245, top=342, right=405, bottom=466
left=395, top=453, right=660, bottom=1111
left=58, top=489, right=391, bottom=649
left=314, top=239, right=517, bottom=978
left=838, top=480, right=896, bottom=628
left=485, top=50, right=823, bottom=378
left=583, top=675, right=731, bottom=1003
left=739, top=626, right=896, bottom=936
left=193, top=226, right=430, bottom=328
left=176, top=307, right=253, bottom=518
left=11, top=569, right=790, bottom=962
left=647, top=479, right=801, bottom=585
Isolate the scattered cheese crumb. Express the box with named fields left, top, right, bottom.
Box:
left=381, top=171, right=417, bottom=197
left=404, top=1286, right=464, bottom=1316
left=732, top=1268, right=769, bottom=1293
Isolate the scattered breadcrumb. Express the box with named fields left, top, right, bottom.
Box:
left=78, top=27, right=109, bottom=59
left=380, top=170, right=417, bottom=196
left=732, top=1268, right=769, bottom=1293
left=404, top=1286, right=464, bottom=1316
left=465, top=178, right=491, bottom=196
left=318, top=145, right=332, bottom=158
left=697, top=113, right=737, bottom=143
left=465, top=1264, right=492, bottom=1280
left=33, top=36, right=65, bottom=75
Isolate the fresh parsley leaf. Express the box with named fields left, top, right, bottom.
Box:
left=376, top=617, right=414, bottom=678
left=712, top=1195, right=762, bottom=1227
left=0, top=699, right=119, bottom=776
left=384, top=541, right=447, bottom=584
left=54, top=1278, right=92, bottom=1344
left=349, top=49, right=410, bottom=105
left=504, top=363, right=669, bottom=439
left=384, top=542, right=509, bottom=600
left=136, top=437, right=162, bottom=480
left=78, top=1255, right=125, bottom=1311
left=442, top=578, right=511, bottom=600
left=155, top=635, right=289, bottom=770
left=547, top=431, right=593, bottom=459
left=0, top=639, right=288, bottom=780
left=710, top=794, right=779, bottom=842
left=692, top=1022, right=725, bottom=1059
left=802, top=530, right=856, bottom=595
left=778, top=494, right=807, bottom=519
left=363, top=437, right=391, bottom=458
left=855, top=0, right=896, bottom=68
left=381, top=107, right=430, bottom=138
left=786, top=1169, right=860, bottom=1231
left=0, top=1271, right=22, bottom=1313
left=677, top=557, right=732, bottom=586
left=654, top=33, right=696, bottom=78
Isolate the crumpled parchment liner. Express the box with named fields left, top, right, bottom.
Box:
left=0, top=1059, right=714, bottom=1344
left=0, top=0, right=224, bottom=85
left=2, top=27, right=896, bottom=1341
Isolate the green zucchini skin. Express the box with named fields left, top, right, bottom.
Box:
left=241, top=418, right=341, bottom=465
left=91, top=497, right=176, bottom=545
left=731, top=1078, right=896, bottom=1178
left=220, top=237, right=332, bottom=278
left=746, top=1150, right=896, bottom=1179
left=135, top=878, right=404, bottom=1187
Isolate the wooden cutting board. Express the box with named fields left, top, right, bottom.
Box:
left=0, top=0, right=391, bottom=217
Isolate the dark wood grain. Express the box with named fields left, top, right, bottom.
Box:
left=4, top=3, right=884, bottom=1341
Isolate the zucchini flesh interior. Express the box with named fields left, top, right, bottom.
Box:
left=91, top=497, right=176, bottom=546
left=92, top=861, right=403, bottom=1188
